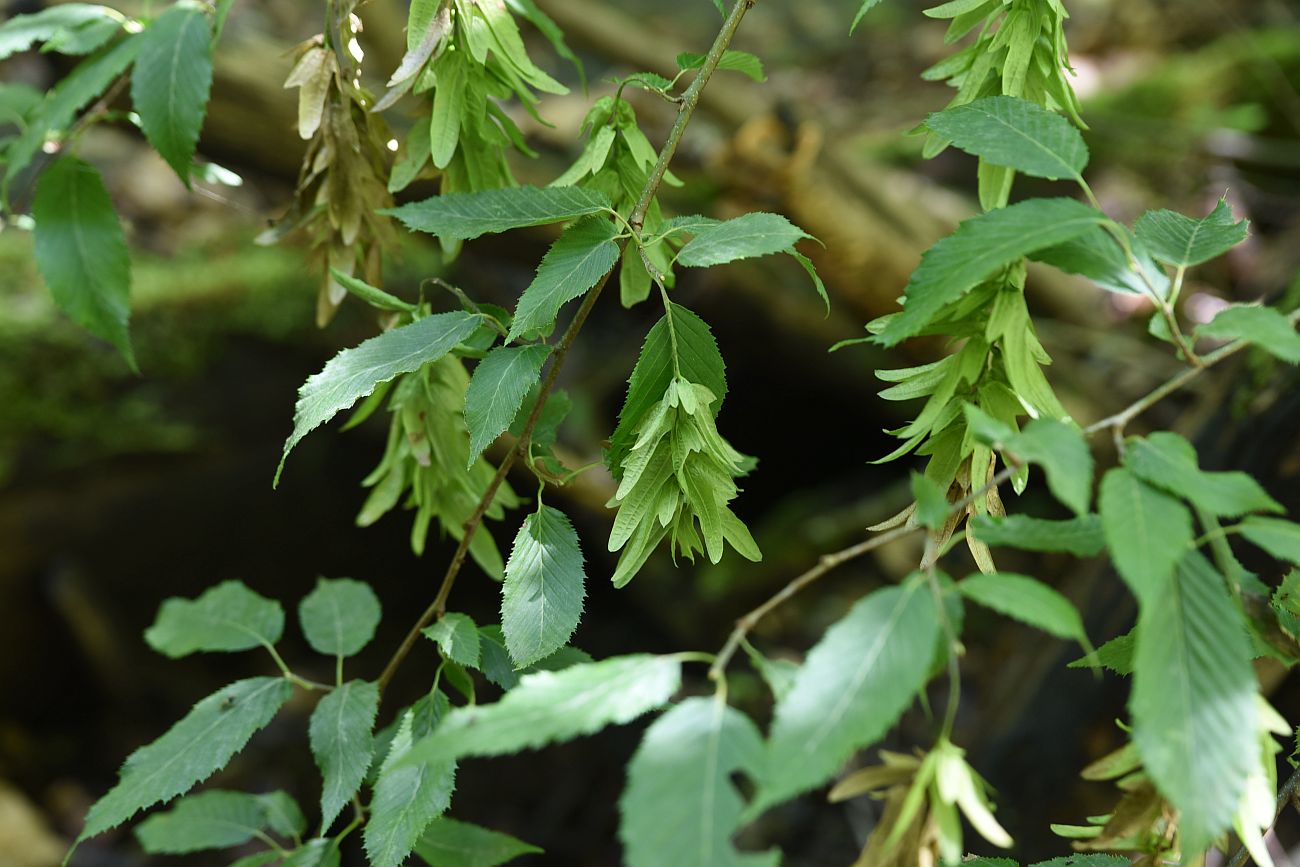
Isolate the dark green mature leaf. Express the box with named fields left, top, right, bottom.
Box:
left=310, top=680, right=379, bottom=831
left=298, top=577, right=382, bottom=658
left=970, top=514, right=1105, bottom=557
left=925, top=96, right=1088, bottom=181
left=415, top=817, right=542, bottom=867
left=383, top=186, right=612, bottom=241
left=397, top=655, right=681, bottom=769
left=424, top=613, right=482, bottom=669
left=276, top=311, right=481, bottom=484
left=502, top=506, right=587, bottom=668
left=131, top=2, right=212, bottom=182
left=465, top=345, right=552, bottom=465
left=1007, top=419, right=1093, bottom=515
left=80, top=677, right=294, bottom=841
left=145, top=580, right=284, bottom=658
left=1134, top=198, right=1248, bottom=268
left=0, top=3, right=121, bottom=60
left=675, top=49, right=765, bottom=82
left=1098, top=468, right=1191, bottom=606
left=135, top=790, right=276, bottom=854
left=958, top=573, right=1090, bottom=648
left=607, top=303, right=726, bottom=477
left=257, top=790, right=306, bottom=838
left=1131, top=551, right=1257, bottom=854
left=366, top=702, right=457, bottom=867
left=1067, top=629, right=1134, bottom=675
left=911, top=471, right=950, bottom=529
left=1031, top=224, right=1168, bottom=297
left=620, top=698, right=780, bottom=867
left=32, top=156, right=135, bottom=368
left=1198, top=305, right=1300, bottom=364
left=756, top=581, right=939, bottom=811
left=1125, top=432, right=1282, bottom=518
left=876, top=199, right=1107, bottom=345
left=1033, top=857, right=1131, bottom=867
left=1241, top=517, right=1300, bottom=565
left=676, top=212, right=811, bottom=268
left=507, top=217, right=619, bottom=340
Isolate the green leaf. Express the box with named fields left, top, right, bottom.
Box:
left=135, top=790, right=278, bottom=854
left=328, top=268, right=416, bottom=313
left=1198, top=305, right=1300, bottom=364
left=675, top=49, right=765, bottom=82
left=958, top=573, right=1090, bottom=648
left=1125, top=432, right=1282, bottom=518
left=676, top=212, right=811, bottom=268
left=502, top=505, right=587, bottom=668
left=383, top=186, right=612, bottom=241
left=607, top=303, right=726, bottom=477
left=1006, top=419, right=1093, bottom=516
left=423, top=612, right=482, bottom=668
left=876, top=199, right=1107, bottom=346
left=1241, top=516, right=1300, bottom=565
left=281, top=839, right=341, bottom=867
left=396, top=655, right=681, bottom=769
left=0, top=3, right=122, bottom=60
left=1066, top=629, right=1134, bottom=675
left=1131, top=551, right=1258, bottom=854
left=925, top=96, right=1088, bottom=181
left=1098, top=468, right=1192, bottom=606
left=276, top=311, right=481, bottom=484
left=911, top=471, right=950, bottom=529
left=131, top=2, right=212, bottom=183
left=415, top=817, right=542, bottom=867
left=1134, top=198, right=1249, bottom=268
left=79, top=677, right=294, bottom=841
left=145, top=580, right=284, bottom=658
left=970, top=514, right=1105, bottom=557
left=298, top=577, right=382, bottom=658
left=32, top=156, right=135, bottom=368
left=507, top=217, right=619, bottom=341
left=309, top=680, right=379, bottom=831
left=257, top=790, right=306, bottom=838
left=465, top=345, right=552, bottom=465
left=1031, top=224, right=1168, bottom=297
left=1033, top=858, right=1131, bottom=867
left=850, top=0, right=886, bottom=31
left=756, top=581, right=939, bottom=811
left=366, top=700, right=457, bottom=867
left=620, top=698, right=780, bottom=867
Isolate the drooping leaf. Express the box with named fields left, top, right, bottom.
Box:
left=1198, top=305, right=1300, bottom=364
left=365, top=699, right=457, bottom=867
left=276, top=311, right=481, bottom=484
left=970, top=514, right=1105, bottom=557
left=396, top=655, right=681, bottom=769
left=1006, top=419, right=1093, bottom=516
left=309, top=679, right=379, bottom=831
left=756, top=581, right=940, bottom=811
left=32, top=156, right=135, bottom=368
left=145, top=580, right=284, bottom=658
left=502, top=505, right=587, bottom=668
left=79, top=677, right=294, bottom=841
left=1031, top=224, right=1169, bottom=298
left=925, top=96, right=1088, bottom=181
left=1098, top=468, right=1192, bottom=606
left=1131, top=551, right=1258, bottom=854
left=1067, top=629, right=1134, bottom=675
left=876, top=199, right=1107, bottom=345
left=850, top=0, right=886, bottom=32
left=1241, top=517, right=1300, bottom=566
left=1125, top=432, right=1282, bottom=518
left=131, top=2, right=212, bottom=182
left=620, top=698, right=780, bottom=867
left=507, top=217, right=620, bottom=340
left=134, top=789, right=283, bottom=854
left=328, top=268, right=416, bottom=313
left=382, top=186, right=612, bottom=241
left=424, top=612, right=482, bottom=669
left=957, top=572, right=1090, bottom=649
left=0, top=4, right=122, bottom=60
left=675, top=49, right=765, bottom=82
left=676, top=212, right=811, bottom=268
left=298, top=577, right=382, bottom=658
left=415, top=817, right=542, bottom=867
left=1134, top=198, right=1249, bottom=268
left=911, top=471, right=951, bottom=530
left=465, top=345, right=553, bottom=465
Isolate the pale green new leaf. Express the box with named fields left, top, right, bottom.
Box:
left=1198, top=305, right=1300, bottom=365
left=135, top=790, right=276, bottom=854
left=876, top=199, right=1107, bottom=345
left=925, top=96, right=1088, bottom=181
left=79, top=677, right=294, bottom=840
left=1125, top=432, right=1282, bottom=518
left=1241, top=517, right=1300, bottom=565
left=424, top=612, right=482, bottom=668
left=1131, top=551, right=1257, bottom=854
left=383, top=186, right=612, bottom=241
left=957, top=573, right=1089, bottom=648
left=1006, top=419, right=1092, bottom=516
left=415, top=817, right=542, bottom=867
left=502, top=505, right=587, bottom=667
left=396, top=655, right=681, bottom=769
left=298, top=577, right=382, bottom=658
left=145, top=580, right=284, bottom=658
left=328, top=268, right=416, bottom=313
left=757, top=581, right=939, bottom=810
left=131, top=2, right=212, bottom=182
left=970, top=514, right=1105, bottom=557
left=620, top=698, right=780, bottom=867
left=32, top=156, right=135, bottom=369
left=911, top=471, right=950, bottom=530
left=1098, top=468, right=1191, bottom=606
left=676, top=212, right=811, bottom=268
left=507, top=217, right=619, bottom=340
left=365, top=704, right=457, bottom=867
left=850, top=0, right=886, bottom=32
left=276, top=311, right=481, bottom=483
left=465, top=345, right=552, bottom=465
left=1134, top=198, right=1249, bottom=268
left=0, top=3, right=122, bottom=60
left=309, top=680, right=379, bottom=831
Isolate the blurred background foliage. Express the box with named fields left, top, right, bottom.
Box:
left=1, top=0, right=1299, bottom=864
